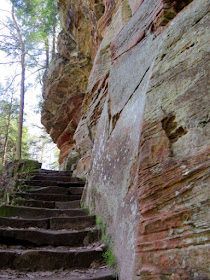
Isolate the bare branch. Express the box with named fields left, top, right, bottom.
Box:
left=0, top=9, right=11, bottom=14
left=0, top=61, right=21, bottom=65
left=3, top=73, right=21, bottom=95
left=25, top=67, right=45, bottom=80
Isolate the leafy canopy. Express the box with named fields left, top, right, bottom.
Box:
left=11, top=0, right=58, bottom=41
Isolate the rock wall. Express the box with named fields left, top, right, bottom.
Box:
left=41, top=0, right=210, bottom=279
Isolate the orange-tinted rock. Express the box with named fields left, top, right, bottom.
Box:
left=42, top=0, right=209, bottom=279
left=42, top=0, right=121, bottom=166
left=81, top=0, right=209, bottom=279
left=59, top=144, right=73, bottom=165
left=41, top=51, right=91, bottom=164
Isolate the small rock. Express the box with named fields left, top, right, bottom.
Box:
left=26, top=274, right=35, bottom=279
left=95, top=246, right=103, bottom=252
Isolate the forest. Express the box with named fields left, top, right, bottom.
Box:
left=0, top=0, right=59, bottom=169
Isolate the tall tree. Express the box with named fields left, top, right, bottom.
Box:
left=0, top=87, right=31, bottom=165
left=11, top=5, right=25, bottom=159
left=12, top=0, right=59, bottom=68
left=2, top=90, right=14, bottom=165
left=0, top=5, right=28, bottom=159
left=0, top=0, right=59, bottom=161
left=0, top=78, right=19, bottom=165
left=0, top=0, right=58, bottom=159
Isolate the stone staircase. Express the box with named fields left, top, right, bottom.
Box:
left=0, top=170, right=116, bottom=280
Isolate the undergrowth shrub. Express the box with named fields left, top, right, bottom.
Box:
left=0, top=160, right=41, bottom=206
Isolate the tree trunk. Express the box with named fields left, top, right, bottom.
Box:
left=2, top=96, right=13, bottom=165
left=45, top=38, right=49, bottom=69
left=16, top=49, right=25, bottom=159
left=52, top=24, right=56, bottom=57
left=40, top=141, right=45, bottom=163
left=12, top=6, right=25, bottom=160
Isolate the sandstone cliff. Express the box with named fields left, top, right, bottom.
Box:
left=41, top=0, right=210, bottom=279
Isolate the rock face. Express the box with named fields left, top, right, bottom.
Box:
left=41, top=0, right=210, bottom=279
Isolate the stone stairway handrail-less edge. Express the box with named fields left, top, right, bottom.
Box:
left=0, top=169, right=116, bottom=280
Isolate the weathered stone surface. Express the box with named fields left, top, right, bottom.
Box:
left=73, top=2, right=132, bottom=175
left=0, top=205, right=86, bottom=218
left=41, top=0, right=209, bottom=279
left=5, top=160, right=41, bottom=177
left=57, top=30, right=77, bottom=60
left=50, top=215, right=96, bottom=230
left=0, top=266, right=116, bottom=280
left=134, top=2, right=210, bottom=279
left=41, top=53, right=91, bottom=159
left=0, top=217, right=49, bottom=229
left=21, top=179, right=84, bottom=187
left=81, top=0, right=209, bottom=279
left=55, top=200, right=81, bottom=209
left=0, top=248, right=103, bottom=271
left=41, top=25, right=92, bottom=164
left=14, top=198, right=56, bottom=208
left=0, top=227, right=99, bottom=247
left=14, top=193, right=81, bottom=202
left=0, top=171, right=116, bottom=279
left=82, top=2, right=159, bottom=276
left=42, top=0, right=128, bottom=165
left=60, top=150, right=80, bottom=171
left=58, top=0, right=93, bottom=58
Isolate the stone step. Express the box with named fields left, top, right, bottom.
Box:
left=14, top=199, right=81, bottom=209
left=0, top=217, right=49, bottom=229
left=19, top=179, right=84, bottom=188
left=0, top=215, right=96, bottom=230
left=0, top=247, right=103, bottom=271
left=20, top=186, right=70, bottom=194
left=31, top=175, right=83, bottom=183
left=0, top=205, right=87, bottom=219
left=55, top=200, right=81, bottom=209
left=50, top=215, right=96, bottom=230
left=18, top=171, right=74, bottom=178
left=18, top=171, right=72, bottom=178
left=21, top=186, right=84, bottom=195
left=0, top=228, right=99, bottom=247
left=33, top=169, right=73, bottom=175
left=14, top=192, right=81, bottom=202
left=0, top=266, right=116, bottom=280
left=14, top=199, right=56, bottom=209
left=0, top=170, right=116, bottom=278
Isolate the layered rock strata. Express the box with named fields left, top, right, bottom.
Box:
left=42, top=0, right=210, bottom=279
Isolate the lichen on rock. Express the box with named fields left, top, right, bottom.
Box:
left=41, top=0, right=210, bottom=279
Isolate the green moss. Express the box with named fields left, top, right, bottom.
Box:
left=9, top=160, right=41, bottom=177
left=102, top=248, right=117, bottom=266
left=95, top=216, right=117, bottom=267
left=0, top=205, right=19, bottom=217
left=0, top=160, right=41, bottom=207
left=78, top=174, right=86, bottom=180
left=80, top=201, right=117, bottom=269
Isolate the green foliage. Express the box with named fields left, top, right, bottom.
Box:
left=0, top=165, right=17, bottom=206
left=0, top=0, right=60, bottom=86
left=11, top=0, right=59, bottom=52
left=0, top=1, right=60, bottom=163
left=0, top=96, right=32, bottom=164
left=102, top=249, right=117, bottom=267
left=12, top=0, right=58, bottom=33
left=8, top=159, right=41, bottom=177
left=95, top=216, right=117, bottom=267
left=0, top=159, right=41, bottom=206
left=79, top=203, right=117, bottom=268
left=78, top=175, right=86, bottom=180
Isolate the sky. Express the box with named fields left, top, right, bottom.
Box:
left=0, top=0, right=58, bottom=169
